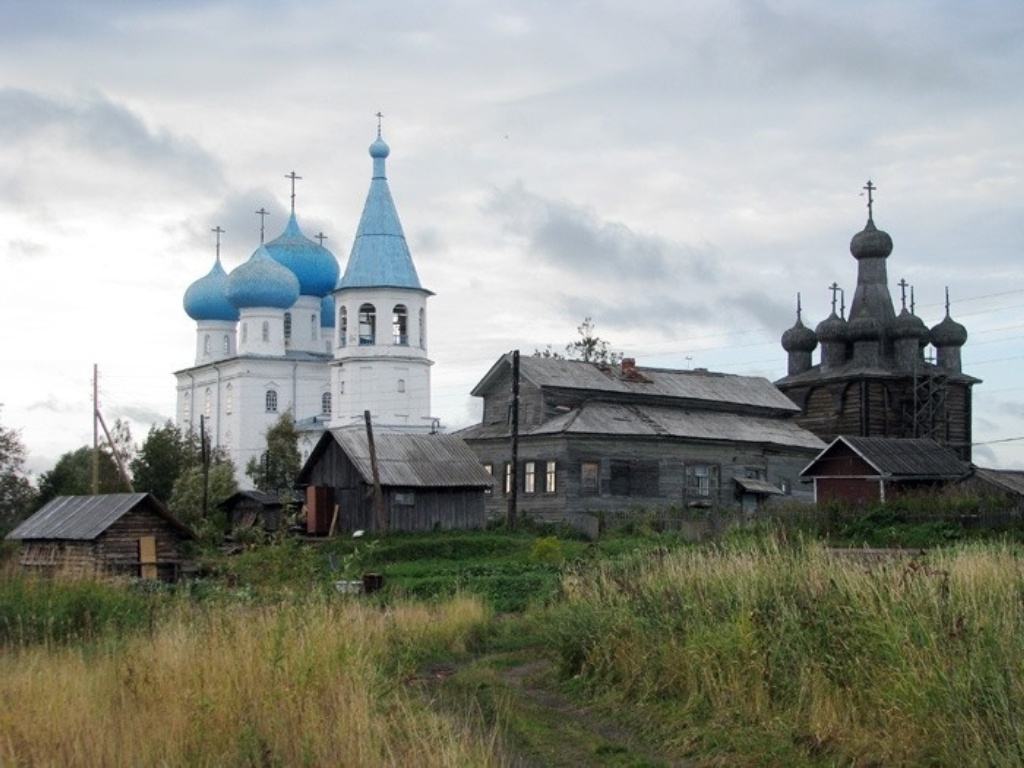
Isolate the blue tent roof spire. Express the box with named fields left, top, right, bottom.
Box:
left=337, top=126, right=429, bottom=293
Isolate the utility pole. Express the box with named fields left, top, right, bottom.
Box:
left=200, top=415, right=209, bottom=521
left=364, top=410, right=386, bottom=534
left=507, top=350, right=520, bottom=530
left=92, top=364, right=99, bottom=495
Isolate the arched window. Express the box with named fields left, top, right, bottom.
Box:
left=419, top=308, right=426, bottom=348
left=311, top=314, right=317, bottom=340
left=321, top=392, right=332, bottom=415
left=358, top=303, right=376, bottom=345
left=338, top=307, right=348, bottom=347
left=392, top=304, right=408, bottom=345
left=203, top=334, right=211, bottom=355
left=204, top=388, right=212, bottom=418
left=266, top=390, right=278, bottom=413
left=397, top=378, right=406, bottom=393
left=242, top=323, right=248, bottom=343
left=262, top=321, right=270, bottom=342
left=225, top=384, right=233, bottom=414
left=223, top=334, right=230, bottom=354
left=284, top=312, right=292, bottom=340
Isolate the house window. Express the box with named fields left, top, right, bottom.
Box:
left=686, top=464, right=720, bottom=498
left=394, top=491, right=415, bottom=506
left=781, top=478, right=791, bottom=495
left=545, top=461, right=556, bottom=493
left=339, top=307, right=347, bottom=347
left=610, top=461, right=630, bottom=496
left=392, top=304, right=408, bottom=345
left=204, top=388, right=212, bottom=418
left=419, top=307, right=426, bottom=348
left=262, top=321, right=269, bottom=342
left=284, top=312, right=292, bottom=340
left=225, top=384, right=233, bottom=414
left=358, top=303, right=376, bottom=345
left=581, top=461, right=599, bottom=495
left=203, top=334, right=211, bottom=354
left=504, top=462, right=513, bottom=495
left=483, top=462, right=493, bottom=495
left=524, top=461, right=536, bottom=494
left=321, top=392, right=332, bottom=416
left=266, top=390, right=278, bottom=413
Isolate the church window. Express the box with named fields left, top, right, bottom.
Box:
left=321, top=392, right=332, bottom=415
left=203, top=334, right=211, bottom=355
left=242, top=323, right=248, bottom=343
left=545, top=461, right=557, bottom=493
left=225, top=384, right=233, bottom=414
left=223, top=334, right=230, bottom=354
left=358, top=304, right=376, bottom=345
left=262, top=321, right=269, bottom=342
left=284, top=312, right=292, bottom=340
left=266, top=390, right=278, bottom=413
left=339, top=307, right=347, bottom=347
left=339, top=380, right=345, bottom=395
left=204, top=388, right=212, bottom=419
left=419, top=308, right=426, bottom=348
left=311, top=314, right=318, bottom=340
left=392, top=305, right=408, bottom=345
left=183, top=399, right=191, bottom=424
left=524, top=461, right=536, bottom=494
left=397, top=379, right=405, bottom=393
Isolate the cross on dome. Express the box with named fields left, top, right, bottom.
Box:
left=255, top=207, right=270, bottom=244
left=285, top=171, right=302, bottom=214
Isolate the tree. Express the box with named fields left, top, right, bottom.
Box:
left=169, top=459, right=237, bottom=534
left=130, top=421, right=202, bottom=504
left=0, top=424, right=38, bottom=532
left=535, top=317, right=623, bottom=364
left=245, top=412, right=302, bottom=494
left=36, top=446, right=127, bottom=507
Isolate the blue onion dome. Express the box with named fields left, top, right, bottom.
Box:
left=781, top=318, right=818, bottom=353
left=225, top=245, right=300, bottom=309
left=850, top=218, right=893, bottom=260
left=930, top=312, right=968, bottom=348
left=848, top=312, right=881, bottom=342
left=183, top=258, right=239, bottom=322
left=815, top=311, right=849, bottom=343
left=320, top=294, right=335, bottom=328
left=369, top=134, right=390, bottom=159
left=264, top=213, right=339, bottom=297
left=893, top=308, right=929, bottom=341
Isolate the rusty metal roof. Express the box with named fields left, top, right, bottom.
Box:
left=323, top=431, right=495, bottom=488
left=473, top=355, right=801, bottom=414
left=802, top=436, right=970, bottom=479
left=6, top=493, right=192, bottom=541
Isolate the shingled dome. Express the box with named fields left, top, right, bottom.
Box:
left=815, top=311, right=849, bottom=343
left=931, top=312, right=968, bottom=348
left=850, top=218, right=893, bottom=260
left=781, top=318, right=818, bottom=353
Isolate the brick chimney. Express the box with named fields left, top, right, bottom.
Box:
left=621, top=358, right=636, bottom=374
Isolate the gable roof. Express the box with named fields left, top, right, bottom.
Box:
left=298, top=430, right=495, bottom=489
left=969, top=468, right=1024, bottom=496
left=801, top=436, right=970, bottom=480
left=471, top=354, right=800, bottom=415
left=7, top=493, right=194, bottom=541
left=459, top=401, right=825, bottom=452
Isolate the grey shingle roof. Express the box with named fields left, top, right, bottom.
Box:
left=7, top=493, right=192, bottom=541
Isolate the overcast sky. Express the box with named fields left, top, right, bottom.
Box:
left=2, top=0, right=1023, bottom=477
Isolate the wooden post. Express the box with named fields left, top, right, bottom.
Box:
left=364, top=410, right=386, bottom=535
left=92, top=364, right=99, bottom=495
left=507, top=350, right=519, bottom=530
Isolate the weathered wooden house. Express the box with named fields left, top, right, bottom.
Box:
left=458, top=355, right=826, bottom=526
left=6, top=493, right=195, bottom=580
left=776, top=197, right=980, bottom=461
left=800, top=435, right=970, bottom=505
left=297, top=431, right=495, bottom=534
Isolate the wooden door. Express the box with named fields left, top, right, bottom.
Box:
left=138, top=536, right=157, bottom=579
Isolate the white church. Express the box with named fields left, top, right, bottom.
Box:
left=175, top=128, right=435, bottom=488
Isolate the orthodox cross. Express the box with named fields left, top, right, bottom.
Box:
left=315, top=232, right=328, bottom=246
left=211, top=225, right=225, bottom=260
left=828, top=282, right=841, bottom=315
left=255, top=207, right=270, bottom=244
left=910, top=286, right=917, bottom=315
left=944, top=286, right=951, bottom=316
left=375, top=111, right=384, bottom=137
left=863, top=180, right=876, bottom=219
left=796, top=292, right=803, bottom=322
left=897, top=278, right=909, bottom=311
left=840, top=287, right=846, bottom=319
left=285, top=171, right=302, bottom=214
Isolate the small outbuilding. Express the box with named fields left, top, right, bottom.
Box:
left=800, top=436, right=970, bottom=505
left=219, top=490, right=303, bottom=533
left=6, top=493, right=195, bottom=580
left=297, top=430, right=496, bottom=534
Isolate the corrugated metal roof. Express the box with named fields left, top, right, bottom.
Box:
left=465, top=402, right=824, bottom=451
left=970, top=468, right=1024, bottom=496
left=328, top=431, right=495, bottom=488
left=803, top=436, right=969, bottom=479
left=473, top=355, right=800, bottom=414
left=6, top=493, right=190, bottom=541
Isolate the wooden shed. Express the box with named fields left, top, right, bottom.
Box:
left=800, top=436, right=970, bottom=505
left=297, top=430, right=495, bottom=534
left=6, top=493, right=195, bottom=580
left=219, top=490, right=303, bottom=533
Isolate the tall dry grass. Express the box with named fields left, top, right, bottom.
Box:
left=549, top=535, right=1024, bottom=764
left=0, top=593, right=501, bottom=767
